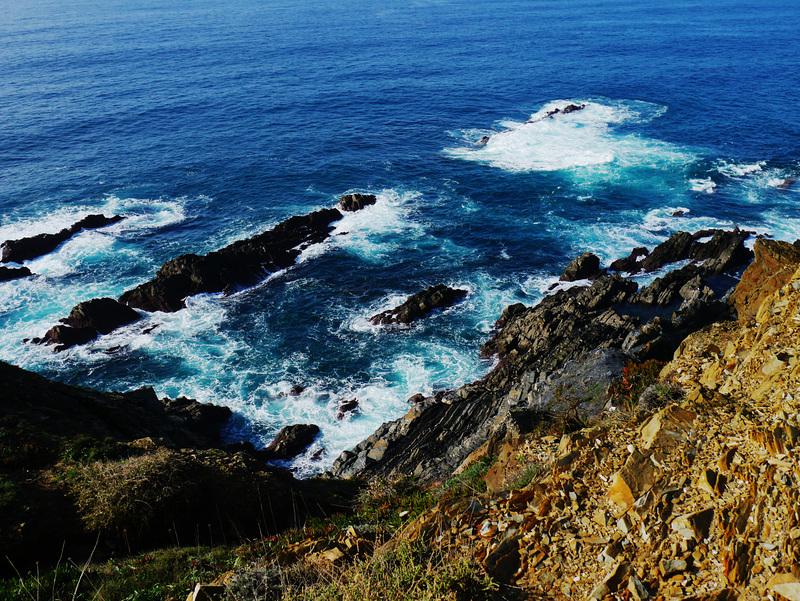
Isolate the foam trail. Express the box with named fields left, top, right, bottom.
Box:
left=444, top=99, right=693, bottom=173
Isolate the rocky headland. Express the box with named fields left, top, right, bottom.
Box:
left=5, top=225, right=800, bottom=601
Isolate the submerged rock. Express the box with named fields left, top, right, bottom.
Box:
left=1, top=214, right=124, bottom=264
left=370, top=284, right=468, bottom=325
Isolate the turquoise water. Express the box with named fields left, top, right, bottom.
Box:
left=1, top=0, right=798, bottom=474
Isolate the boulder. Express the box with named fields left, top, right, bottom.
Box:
left=338, top=193, right=377, bottom=212
left=36, top=298, right=141, bottom=351
left=732, top=238, right=800, bottom=322
left=337, top=398, right=359, bottom=420
left=0, top=265, right=32, bottom=282
left=1, top=214, right=124, bottom=263
left=370, top=284, right=468, bottom=326
left=559, top=252, right=604, bottom=282
left=259, top=424, right=320, bottom=461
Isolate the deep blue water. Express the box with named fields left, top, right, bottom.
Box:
left=1, top=0, right=799, bottom=473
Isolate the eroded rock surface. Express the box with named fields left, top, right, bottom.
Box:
left=370, top=284, right=468, bottom=326
left=1, top=214, right=124, bottom=263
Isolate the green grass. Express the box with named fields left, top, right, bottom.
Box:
left=1, top=546, right=236, bottom=601
left=437, top=455, right=496, bottom=499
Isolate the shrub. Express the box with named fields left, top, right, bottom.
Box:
left=608, top=360, right=665, bottom=409
left=69, top=449, right=198, bottom=533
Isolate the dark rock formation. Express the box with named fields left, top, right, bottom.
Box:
left=36, top=196, right=375, bottom=350
left=0, top=265, right=32, bottom=282
left=609, top=247, right=649, bottom=273
left=35, top=297, right=141, bottom=351
left=160, top=395, right=233, bottom=443
left=640, top=231, right=695, bottom=272
left=328, top=228, right=755, bottom=482
left=529, top=104, right=586, bottom=122
left=338, top=193, right=377, bottom=212
left=559, top=252, right=604, bottom=282
left=259, top=424, right=320, bottom=461
left=370, top=284, right=468, bottom=326
left=337, top=398, right=359, bottom=420
left=1, top=214, right=124, bottom=264
left=732, top=238, right=800, bottom=322
left=120, top=208, right=343, bottom=313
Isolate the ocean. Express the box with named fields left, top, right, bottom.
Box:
left=1, top=0, right=798, bottom=475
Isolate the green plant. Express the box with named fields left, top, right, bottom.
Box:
left=437, top=455, right=496, bottom=499
left=504, top=462, right=548, bottom=490
left=60, top=435, right=129, bottom=465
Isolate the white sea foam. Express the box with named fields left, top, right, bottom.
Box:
left=444, top=99, right=692, bottom=174
left=299, top=189, right=426, bottom=265
left=717, top=161, right=765, bottom=178
left=689, top=178, right=717, bottom=193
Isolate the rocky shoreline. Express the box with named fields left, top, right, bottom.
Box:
left=4, top=218, right=800, bottom=600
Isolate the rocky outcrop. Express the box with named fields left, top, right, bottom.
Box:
left=329, top=229, right=754, bottom=482
left=1, top=214, right=124, bottom=264
left=120, top=207, right=343, bottom=313
left=731, top=238, right=800, bottom=323
left=0, top=265, right=32, bottom=282
left=370, top=284, right=468, bottom=326
left=259, top=424, right=320, bottom=461
left=338, top=193, right=377, bottom=212
left=36, top=195, right=375, bottom=349
left=559, top=252, right=604, bottom=282
left=33, top=297, right=141, bottom=351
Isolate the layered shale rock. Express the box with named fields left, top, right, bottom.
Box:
left=1, top=213, right=124, bottom=264
left=328, top=229, right=754, bottom=483
left=370, top=284, right=468, bottom=326
left=731, top=237, right=800, bottom=323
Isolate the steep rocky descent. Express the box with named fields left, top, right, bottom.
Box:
left=731, top=238, right=800, bottom=323
left=300, top=268, right=800, bottom=600
left=328, top=229, right=754, bottom=483
left=35, top=195, right=375, bottom=349
left=370, top=284, right=468, bottom=326
left=1, top=214, right=124, bottom=264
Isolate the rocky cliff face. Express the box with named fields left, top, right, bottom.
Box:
left=263, top=239, right=800, bottom=601
left=328, top=229, right=756, bottom=482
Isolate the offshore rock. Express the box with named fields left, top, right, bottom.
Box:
left=120, top=207, right=343, bottom=312
left=36, top=297, right=141, bottom=351
left=732, top=238, right=800, bottom=322
left=338, top=193, right=377, bottom=212
left=37, top=199, right=370, bottom=349
left=259, top=424, right=320, bottom=461
left=0, top=265, right=32, bottom=282
left=610, top=247, right=649, bottom=273
left=370, top=284, right=468, bottom=325
left=559, top=252, right=604, bottom=281
left=1, top=213, right=124, bottom=263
